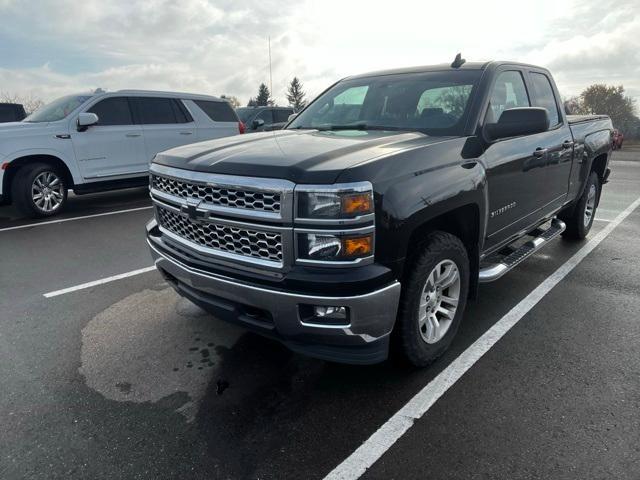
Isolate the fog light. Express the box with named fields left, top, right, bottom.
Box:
left=313, top=305, right=347, bottom=319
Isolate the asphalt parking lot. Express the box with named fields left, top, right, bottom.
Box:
left=1, top=149, right=639, bottom=479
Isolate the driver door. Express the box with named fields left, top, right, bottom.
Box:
left=481, top=70, right=549, bottom=250
left=72, top=96, right=147, bottom=180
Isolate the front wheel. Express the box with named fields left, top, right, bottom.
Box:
left=561, top=171, right=600, bottom=240
left=396, top=231, right=469, bottom=367
left=12, top=163, right=68, bottom=218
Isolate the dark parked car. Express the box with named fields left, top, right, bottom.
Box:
left=0, top=103, right=27, bottom=123
left=147, top=59, right=612, bottom=367
left=236, top=106, right=294, bottom=132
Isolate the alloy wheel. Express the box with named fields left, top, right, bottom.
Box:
left=418, top=259, right=461, bottom=344
left=32, top=171, right=64, bottom=213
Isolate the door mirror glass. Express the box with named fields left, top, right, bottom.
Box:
left=77, top=112, right=99, bottom=130
left=252, top=118, right=265, bottom=130
left=484, top=107, right=549, bottom=141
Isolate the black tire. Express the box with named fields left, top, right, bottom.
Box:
left=11, top=163, right=68, bottom=218
left=561, top=171, right=600, bottom=240
left=396, top=231, right=470, bottom=367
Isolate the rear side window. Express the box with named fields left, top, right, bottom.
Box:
left=486, top=71, right=530, bottom=123
left=530, top=72, right=560, bottom=127
left=134, top=97, right=178, bottom=124
left=194, top=100, right=238, bottom=122
left=88, top=97, right=133, bottom=125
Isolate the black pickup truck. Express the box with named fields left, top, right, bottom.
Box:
left=146, top=58, right=612, bottom=366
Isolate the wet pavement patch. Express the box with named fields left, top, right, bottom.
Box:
left=79, top=287, right=243, bottom=420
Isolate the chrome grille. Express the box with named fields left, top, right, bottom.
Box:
left=152, top=174, right=281, bottom=213
left=157, top=206, right=282, bottom=263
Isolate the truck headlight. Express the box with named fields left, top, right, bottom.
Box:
left=298, top=232, right=374, bottom=261
left=296, top=182, right=373, bottom=220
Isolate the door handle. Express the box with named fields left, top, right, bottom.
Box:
left=179, top=131, right=193, bottom=135
left=562, top=140, right=574, bottom=149
left=533, top=148, right=548, bottom=158
left=125, top=133, right=141, bottom=138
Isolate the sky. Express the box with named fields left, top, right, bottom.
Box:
left=0, top=0, right=638, bottom=108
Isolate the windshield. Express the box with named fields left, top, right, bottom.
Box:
left=235, top=108, right=256, bottom=123
left=24, top=94, right=93, bottom=123
left=288, top=70, right=481, bottom=136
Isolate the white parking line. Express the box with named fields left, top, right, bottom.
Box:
left=324, top=193, right=640, bottom=480
left=43, top=266, right=156, bottom=298
left=0, top=206, right=153, bottom=233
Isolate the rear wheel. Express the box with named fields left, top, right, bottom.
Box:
left=12, top=163, right=68, bottom=218
left=396, top=232, right=469, bottom=367
left=561, top=171, right=600, bottom=240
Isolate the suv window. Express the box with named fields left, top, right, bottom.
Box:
left=273, top=109, right=292, bottom=123
left=134, top=97, right=178, bottom=124
left=194, top=100, right=237, bottom=122
left=88, top=97, right=133, bottom=125
left=530, top=72, right=560, bottom=127
left=486, top=71, right=530, bottom=123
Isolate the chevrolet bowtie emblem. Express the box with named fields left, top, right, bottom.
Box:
left=181, top=199, right=203, bottom=221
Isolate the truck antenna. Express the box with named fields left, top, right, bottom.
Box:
left=451, top=53, right=466, bottom=68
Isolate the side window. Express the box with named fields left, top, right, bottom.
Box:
left=87, top=97, right=133, bottom=126
left=256, top=109, right=274, bottom=124
left=486, top=71, right=530, bottom=123
left=134, top=97, right=178, bottom=124
left=530, top=72, right=560, bottom=127
left=194, top=100, right=237, bottom=122
left=274, top=110, right=293, bottom=123
left=172, top=100, right=193, bottom=123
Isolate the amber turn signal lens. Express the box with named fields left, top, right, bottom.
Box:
left=341, top=192, right=372, bottom=215
left=343, top=235, right=373, bottom=257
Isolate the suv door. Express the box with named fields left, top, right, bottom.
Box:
left=526, top=70, right=574, bottom=213
left=481, top=69, right=550, bottom=250
left=72, top=96, right=147, bottom=179
left=132, top=97, right=196, bottom=162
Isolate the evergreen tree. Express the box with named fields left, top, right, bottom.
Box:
left=286, top=77, right=307, bottom=111
left=255, top=83, right=272, bottom=106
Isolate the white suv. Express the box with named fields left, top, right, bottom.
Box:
left=0, top=90, right=244, bottom=217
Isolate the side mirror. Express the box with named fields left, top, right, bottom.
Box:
left=484, top=107, right=549, bottom=142
left=77, top=112, right=99, bottom=131
left=252, top=118, right=265, bottom=130
left=287, top=113, right=298, bottom=122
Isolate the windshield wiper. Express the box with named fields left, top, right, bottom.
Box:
left=316, top=123, right=369, bottom=131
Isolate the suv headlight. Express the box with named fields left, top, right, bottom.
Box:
left=295, top=182, right=375, bottom=265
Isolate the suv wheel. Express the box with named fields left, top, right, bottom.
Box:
left=396, top=231, right=469, bottom=367
left=561, top=171, right=600, bottom=240
left=12, top=163, right=68, bottom=218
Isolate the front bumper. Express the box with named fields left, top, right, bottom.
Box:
left=147, top=221, right=401, bottom=364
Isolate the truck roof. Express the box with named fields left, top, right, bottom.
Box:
left=347, top=61, right=550, bottom=79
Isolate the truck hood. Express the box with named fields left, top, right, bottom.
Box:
left=154, top=129, right=445, bottom=184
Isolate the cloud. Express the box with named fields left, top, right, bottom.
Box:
left=0, top=0, right=638, bottom=109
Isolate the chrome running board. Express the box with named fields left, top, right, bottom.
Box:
left=479, top=218, right=566, bottom=283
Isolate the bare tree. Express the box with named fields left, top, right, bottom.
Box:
left=0, top=91, right=45, bottom=115
left=220, top=95, right=240, bottom=108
